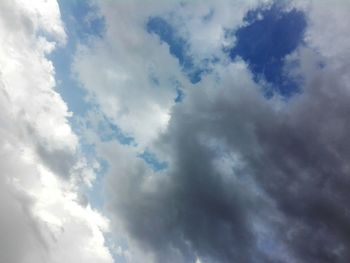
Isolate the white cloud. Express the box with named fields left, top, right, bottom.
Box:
left=73, top=1, right=186, bottom=147
left=0, top=0, right=113, bottom=262
left=163, top=0, right=272, bottom=62
left=292, top=0, right=350, bottom=62
left=73, top=0, right=274, bottom=149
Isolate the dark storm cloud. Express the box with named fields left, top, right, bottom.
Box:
left=105, top=44, right=350, bottom=262
left=104, top=62, right=282, bottom=263
left=175, top=49, right=350, bottom=262
left=180, top=51, right=350, bottom=262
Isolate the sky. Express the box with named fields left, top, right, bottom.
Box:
left=1, top=0, right=350, bottom=262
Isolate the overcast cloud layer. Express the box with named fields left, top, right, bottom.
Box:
left=2, top=0, right=350, bottom=263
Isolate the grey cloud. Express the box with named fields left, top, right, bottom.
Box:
left=35, top=142, right=76, bottom=178
left=0, top=140, right=49, bottom=263
left=105, top=44, right=350, bottom=263
left=104, top=64, right=280, bottom=263
left=0, top=189, right=47, bottom=263
left=69, top=1, right=350, bottom=262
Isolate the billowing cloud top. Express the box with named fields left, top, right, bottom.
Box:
left=1, top=0, right=350, bottom=263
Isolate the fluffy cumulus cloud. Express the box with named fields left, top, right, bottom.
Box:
left=73, top=0, right=273, bottom=146
left=0, top=0, right=112, bottom=262
left=3, top=0, right=350, bottom=263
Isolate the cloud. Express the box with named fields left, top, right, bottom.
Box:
left=104, top=48, right=350, bottom=262
left=101, top=62, right=279, bottom=263
left=293, top=0, right=350, bottom=61
left=72, top=1, right=350, bottom=262
left=0, top=0, right=113, bottom=262
left=73, top=0, right=275, bottom=147
left=72, top=1, right=185, bottom=147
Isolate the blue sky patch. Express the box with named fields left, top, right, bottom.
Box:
left=147, top=16, right=205, bottom=84
left=230, top=5, right=306, bottom=96
left=50, top=0, right=105, bottom=115
left=138, top=150, right=168, bottom=172
left=58, top=0, right=105, bottom=41
left=84, top=158, right=108, bottom=210
left=97, top=117, right=135, bottom=145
